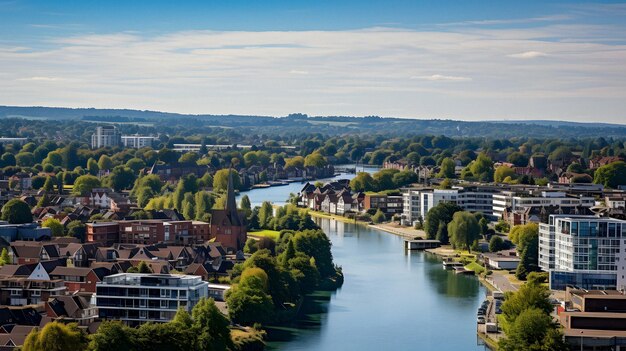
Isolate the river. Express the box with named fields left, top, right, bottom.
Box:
left=237, top=166, right=488, bottom=351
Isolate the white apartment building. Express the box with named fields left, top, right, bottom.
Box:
left=492, top=190, right=595, bottom=220
left=121, top=135, right=158, bottom=148
left=96, top=273, right=208, bottom=325
left=539, top=214, right=626, bottom=290
left=91, top=126, right=121, bottom=149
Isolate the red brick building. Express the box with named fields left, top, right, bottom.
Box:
left=210, top=170, right=247, bottom=252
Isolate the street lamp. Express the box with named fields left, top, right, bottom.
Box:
left=580, top=330, right=584, bottom=351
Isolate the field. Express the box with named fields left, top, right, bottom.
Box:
left=248, top=230, right=280, bottom=240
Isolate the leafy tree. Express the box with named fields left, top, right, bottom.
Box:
left=392, top=170, right=419, bottom=187
left=194, top=191, right=213, bottom=220
left=1, top=199, right=32, bottom=224
left=447, top=211, right=481, bottom=252
left=31, top=175, right=47, bottom=190
left=593, top=161, right=626, bottom=188
left=372, top=209, right=386, bottom=223
left=66, top=220, right=86, bottom=239
left=15, top=151, right=35, bottom=167
left=182, top=192, right=195, bottom=220
left=106, top=166, right=136, bottom=191
left=479, top=217, right=489, bottom=237
left=88, top=321, right=137, bottom=351
left=43, top=177, right=55, bottom=192
left=349, top=172, right=377, bottom=192
left=292, top=229, right=335, bottom=278
left=258, top=201, right=274, bottom=229
left=213, top=169, right=241, bottom=192
left=373, top=169, right=398, bottom=191
left=516, top=234, right=540, bottom=280
left=125, top=158, right=146, bottom=173
left=158, top=148, right=179, bottom=164
left=435, top=221, right=448, bottom=244
left=506, top=152, right=529, bottom=167
left=424, top=202, right=462, bottom=240
left=494, top=165, right=516, bottom=183
left=72, top=175, right=101, bottom=195
left=304, top=152, right=327, bottom=167
left=0, top=248, right=10, bottom=265
left=489, top=235, right=505, bottom=252
left=42, top=218, right=64, bottom=237
left=22, top=321, right=87, bottom=351
left=467, top=152, right=493, bottom=181
left=137, top=261, right=152, bottom=273
left=97, top=154, right=114, bottom=171
left=501, top=279, right=552, bottom=331
left=87, top=157, right=99, bottom=176
left=437, top=157, right=456, bottom=178
left=191, top=298, right=233, bottom=351
left=498, top=308, right=567, bottom=351
left=43, top=151, right=62, bottom=167
left=509, top=223, right=538, bottom=253
left=240, top=195, right=252, bottom=216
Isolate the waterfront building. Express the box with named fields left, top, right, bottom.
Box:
left=492, top=190, right=594, bottom=223
left=95, top=273, right=208, bottom=325
left=539, top=214, right=626, bottom=290
left=121, top=134, right=158, bottom=148
left=91, top=126, right=121, bottom=149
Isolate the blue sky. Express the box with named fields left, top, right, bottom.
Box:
left=1, top=0, right=626, bottom=122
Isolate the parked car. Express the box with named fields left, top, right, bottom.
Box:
left=477, top=316, right=486, bottom=324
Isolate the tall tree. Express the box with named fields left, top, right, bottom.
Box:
left=447, top=211, right=481, bottom=252
left=1, top=199, right=32, bottom=224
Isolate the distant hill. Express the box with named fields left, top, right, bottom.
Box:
left=1, top=105, right=625, bottom=139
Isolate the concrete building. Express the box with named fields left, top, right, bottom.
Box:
left=96, top=273, right=208, bottom=325
left=539, top=214, right=626, bottom=290
left=121, top=135, right=158, bottom=148
left=91, top=126, right=121, bottom=149
left=493, top=190, right=594, bottom=222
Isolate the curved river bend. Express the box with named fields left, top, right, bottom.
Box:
left=237, top=167, right=489, bottom=351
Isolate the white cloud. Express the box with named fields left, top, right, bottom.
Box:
left=289, top=69, right=309, bottom=75
left=508, top=51, right=549, bottom=59
left=411, top=74, right=472, bottom=82
left=0, top=24, right=625, bottom=122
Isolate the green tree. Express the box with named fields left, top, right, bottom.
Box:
left=468, top=152, right=494, bottom=182
left=97, top=154, right=114, bottom=171
left=516, top=234, right=540, bottom=280
left=447, top=211, right=481, bottom=252
left=494, top=165, right=516, bottom=183
left=72, top=175, right=101, bottom=195
left=501, top=280, right=552, bottom=331
left=43, top=176, right=55, bottom=192
left=392, top=170, right=419, bottom=187
left=66, top=220, right=86, bottom=239
left=87, top=157, right=100, bottom=176
left=303, top=152, right=327, bottom=168
left=479, top=217, right=489, bottom=237
left=372, top=209, right=386, bottom=223
left=240, top=195, right=252, bottom=217
left=489, top=235, right=505, bottom=252
left=0, top=247, right=10, bottom=265
left=106, top=166, right=136, bottom=191
left=22, top=321, right=87, bottom=351
left=292, top=229, right=335, bottom=278
left=137, top=261, right=152, bottom=273
left=182, top=192, right=195, bottom=220
left=349, top=172, right=377, bottom=192
left=194, top=191, right=213, bottom=221
left=1, top=199, right=32, bottom=224
left=437, top=157, right=456, bottom=178
left=213, top=169, right=241, bottom=192
left=509, top=223, right=538, bottom=253
left=373, top=169, right=399, bottom=191
left=88, top=321, right=137, bottom=351
left=191, top=297, right=233, bottom=351
left=258, top=201, right=274, bottom=229
left=498, top=308, right=567, bottom=351
left=42, top=218, right=64, bottom=237
left=43, top=151, right=63, bottom=167
left=424, top=202, right=462, bottom=240
left=593, top=161, right=626, bottom=188
left=125, top=158, right=146, bottom=173
left=15, top=151, right=35, bottom=167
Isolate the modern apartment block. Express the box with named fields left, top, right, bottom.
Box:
left=86, top=220, right=210, bottom=246
left=91, top=126, right=121, bottom=149
left=492, top=190, right=594, bottom=221
left=539, top=214, right=626, bottom=290
left=95, top=273, right=208, bottom=325
left=121, top=134, right=158, bottom=148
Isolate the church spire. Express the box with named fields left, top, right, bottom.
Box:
left=225, top=168, right=242, bottom=226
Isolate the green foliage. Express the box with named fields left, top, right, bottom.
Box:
left=494, top=165, right=516, bottom=183
left=498, top=308, right=567, bottom=351
left=437, top=157, right=456, bottom=178
left=447, top=211, right=481, bottom=252
left=509, top=223, right=538, bottom=253
left=594, top=161, right=626, bottom=188
left=516, top=234, right=539, bottom=280
left=304, top=152, right=327, bottom=168
left=1, top=199, right=32, bottom=224
left=22, top=321, right=87, bottom=351
left=213, top=169, right=241, bottom=192
left=66, top=220, right=86, bottom=239
left=42, top=218, right=64, bottom=237
left=105, top=166, right=136, bottom=191
left=349, top=172, right=377, bottom=192
left=500, top=279, right=553, bottom=332
left=0, top=248, right=9, bottom=265
left=258, top=201, right=274, bottom=229
left=97, top=154, right=114, bottom=171
left=495, top=219, right=510, bottom=233
left=372, top=209, right=386, bottom=223
left=488, top=235, right=505, bottom=252
left=478, top=217, right=488, bottom=237
left=424, top=201, right=462, bottom=240
left=137, top=261, right=152, bottom=273
left=72, top=175, right=101, bottom=195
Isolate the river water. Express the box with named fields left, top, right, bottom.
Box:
left=237, top=167, right=488, bottom=351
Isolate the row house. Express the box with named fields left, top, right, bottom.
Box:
left=45, top=294, right=98, bottom=327
left=0, top=263, right=67, bottom=306
left=49, top=266, right=110, bottom=293
left=86, top=219, right=210, bottom=246
left=8, top=242, right=60, bottom=265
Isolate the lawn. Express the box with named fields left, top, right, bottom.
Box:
left=465, top=261, right=486, bottom=274
left=248, top=230, right=280, bottom=240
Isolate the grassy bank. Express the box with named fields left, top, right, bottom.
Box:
left=248, top=230, right=280, bottom=241
left=308, top=210, right=370, bottom=225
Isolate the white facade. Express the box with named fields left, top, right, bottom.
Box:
left=96, top=273, right=208, bottom=324
left=121, top=135, right=157, bottom=148
left=493, top=190, right=595, bottom=220
left=539, top=214, right=626, bottom=290
left=91, top=126, right=121, bottom=149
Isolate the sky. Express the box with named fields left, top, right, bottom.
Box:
left=1, top=0, right=626, bottom=123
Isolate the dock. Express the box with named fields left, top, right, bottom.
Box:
left=405, top=239, right=440, bottom=250
left=442, top=260, right=465, bottom=269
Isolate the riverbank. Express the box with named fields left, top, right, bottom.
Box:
left=368, top=223, right=426, bottom=240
